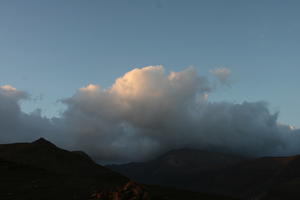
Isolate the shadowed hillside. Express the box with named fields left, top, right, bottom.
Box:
left=108, top=148, right=246, bottom=191
left=0, top=138, right=128, bottom=199
left=108, top=148, right=300, bottom=199
left=0, top=138, right=237, bottom=200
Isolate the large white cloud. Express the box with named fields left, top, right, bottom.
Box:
left=60, top=66, right=211, bottom=161
left=0, top=66, right=299, bottom=163
left=60, top=66, right=300, bottom=163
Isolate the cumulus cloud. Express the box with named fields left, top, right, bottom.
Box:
left=0, top=85, right=57, bottom=143
left=60, top=66, right=211, bottom=161
left=210, top=67, right=232, bottom=86
left=0, top=66, right=300, bottom=163
left=59, top=66, right=300, bottom=162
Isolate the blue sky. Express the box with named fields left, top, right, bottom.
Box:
left=0, top=0, right=299, bottom=127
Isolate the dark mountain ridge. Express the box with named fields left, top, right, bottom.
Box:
left=0, top=137, right=125, bottom=181
left=0, top=138, right=237, bottom=200
left=0, top=137, right=129, bottom=199
left=108, top=148, right=300, bottom=199
left=108, top=148, right=246, bottom=188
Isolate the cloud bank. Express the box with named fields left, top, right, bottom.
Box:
left=0, top=66, right=299, bottom=163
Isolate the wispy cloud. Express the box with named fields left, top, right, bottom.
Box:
left=210, top=67, right=232, bottom=86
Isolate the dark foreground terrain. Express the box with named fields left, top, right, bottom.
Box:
left=108, top=148, right=300, bottom=200
left=0, top=138, right=236, bottom=200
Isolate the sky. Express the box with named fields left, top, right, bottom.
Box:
left=0, top=0, right=300, bottom=162
left=0, top=0, right=299, bottom=127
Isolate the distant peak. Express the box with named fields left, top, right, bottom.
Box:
left=32, top=138, right=55, bottom=146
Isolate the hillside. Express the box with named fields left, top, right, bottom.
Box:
left=0, top=138, right=237, bottom=200
left=108, top=148, right=246, bottom=191
left=108, top=148, right=300, bottom=199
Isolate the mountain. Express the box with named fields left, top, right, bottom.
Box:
left=0, top=138, right=127, bottom=181
left=0, top=138, right=129, bottom=199
left=214, top=156, right=296, bottom=199
left=4, top=138, right=300, bottom=199
left=257, top=155, right=300, bottom=200
left=108, top=148, right=246, bottom=191
left=0, top=138, right=236, bottom=200
left=108, top=148, right=300, bottom=199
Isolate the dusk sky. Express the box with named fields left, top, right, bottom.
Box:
left=1, top=1, right=300, bottom=163
left=1, top=0, right=299, bottom=127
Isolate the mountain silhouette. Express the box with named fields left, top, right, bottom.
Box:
left=0, top=137, right=126, bottom=180
left=108, top=148, right=300, bottom=199
left=0, top=138, right=237, bottom=200
left=108, top=148, right=245, bottom=191
left=0, top=138, right=129, bottom=199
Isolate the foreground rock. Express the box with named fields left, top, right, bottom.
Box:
left=90, top=181, right=150, bottom=200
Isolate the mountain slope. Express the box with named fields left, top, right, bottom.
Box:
left=108, top=148, right=245, bottom=191
left=0, top=138, right=129, bottom=199
left=214, top=156, right=296, bottom=198
left=260, top=155, right=300, bottom=200
left=0, top=138, right=125, bottom=182
left=108, top=148, right=300, bottom=199
left=0, top=139, right=237, bottom=200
